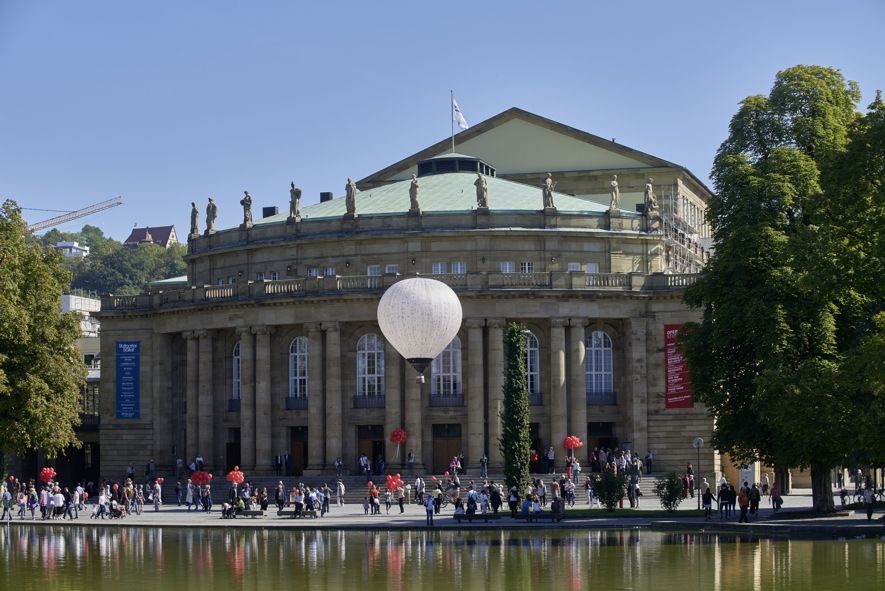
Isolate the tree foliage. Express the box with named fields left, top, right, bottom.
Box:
left=39, top=225, right=186, bottom=295
left=0, top=200, right=86, bottom=459
left=589, top=471, right=626, bottom=511
left=500, top=323, right=531, bottom=492
left=683, top=66, right=883, bottom=512
left=653, top=473, right=686, bottom=512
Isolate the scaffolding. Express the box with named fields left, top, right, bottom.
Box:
left=659, top=184, right=707, bottom=274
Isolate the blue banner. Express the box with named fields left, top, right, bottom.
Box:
left=116, top=341, right=141, bottom=419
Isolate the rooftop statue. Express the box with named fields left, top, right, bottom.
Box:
left=645, top=178, right=659, bottom=232
left=409, top=174, right=420, bottom=213
left=289, top=181, right=302, bottom=221
left=474, top=173, right=489, bottom=209
left=189, top=201, right=199, bottom=238
left=205, top=197, right=217, bottom=235
left=609, top=175, right=620, bottom=210
left=345, top=178, right=358, bottom=215
left=240, top=191, right=253, bottom=228
left=542, top=173, right=556, bottom=209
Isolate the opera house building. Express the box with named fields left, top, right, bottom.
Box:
left=98, top=108, right=717, bottom=477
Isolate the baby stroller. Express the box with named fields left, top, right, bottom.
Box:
left=109, top=501, right=125, bottom=519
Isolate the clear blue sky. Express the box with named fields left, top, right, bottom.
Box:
left=2, top=0, right=882, bottom=241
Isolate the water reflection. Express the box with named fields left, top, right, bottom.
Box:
left=1, top=526, right=883, bottom=590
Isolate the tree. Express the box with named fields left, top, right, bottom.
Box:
left=0, top=201, right=86, bottom=469
left=653, top=473, right=686, bottom=512
left=499, top=323, right=531, bottom=492
left=683, top=66, right=878, bottom=512
left=590, top=472, right=626, bottom=511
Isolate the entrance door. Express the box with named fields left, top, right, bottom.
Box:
left=226, top=429, right=241, bottom=471
left=529, top=423, right=542, bottom=473
left=357, top=425, right=385, bottom=474
left=587, top=422, right=617, bottom=460
left=289, top=427, right=308, bottom=476
left=432, top=424, right=462, bottom=474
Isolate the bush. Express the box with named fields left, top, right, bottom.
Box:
left=653, top=472, right=685, bottom=512
left=590, top=472, right=627, bottom=511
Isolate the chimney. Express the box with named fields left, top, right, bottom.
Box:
left=262, top=206, right=278, bottom=218
left=320, top=191, right=333, bottom=203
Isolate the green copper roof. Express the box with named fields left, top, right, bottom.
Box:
left=258, top=172, right=630, bottom=225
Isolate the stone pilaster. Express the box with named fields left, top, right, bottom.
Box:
left=549, top=319, right=568, bottom=457
left=306, top=323, right=325, bottom=471
left=184, top=332, right=199, bottom=464
left=323, top=322, right=343, bottom=464
left=486, top=319, right=506, bottom=468
left=197, top=330, right=214, bottom=469
left=236, top=326, right=255, bottom=471
left=568, top=318, right=587, bottom=447
left=403, top=367, right=424, bottom=473
left=152, top=332, right=173, bottom=469
left=384, top=338, right=403, bottom=466
left=628, top=318, right=649, bottom=456
left=253, top=326, right=273, bottom=472
left=466, top=319, right=485, bottom=470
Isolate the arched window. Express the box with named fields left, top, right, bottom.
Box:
left=288, top=337, right=309, bottom=399
left=232, top=341, right=241, bottom=400
left=525, top=332, right=540, bottom=398
left=431, top=337, right=462, bottom=397
left=585, top=330, right=613, bottom=394
left=356, top=334, right=385, bottom=398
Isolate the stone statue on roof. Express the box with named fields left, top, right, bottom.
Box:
left=644, top=177, right=660, bottom=232
left=345, top=178, right=358, bottom=216
left=609, top=175, right=620, bottom=210
left=205, top=197, right=217, bottom=235
left=542, top=173, right=556, bottom=209
left=474, top=173, right=488, bottom=209
left=409, top=174, right=420, bottom=213
left=240, top=191, right=253, bottom=228
left=289, top=181, right=302, bottom=221
left=189, top=202, right=199, bottom=238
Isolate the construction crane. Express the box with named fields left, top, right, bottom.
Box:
left=27, top=196, right=123, bottom=233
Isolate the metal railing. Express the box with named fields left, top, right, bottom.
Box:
left=285, top=397, right=308, bottom=410
left=353, top=395, right=386, bottom=409
left=586, top=391, right=617, bottom=406
left=429, top=393, right=464, bottom=407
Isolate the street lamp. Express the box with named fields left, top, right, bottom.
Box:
left=693, top=436, right=704, bottom=510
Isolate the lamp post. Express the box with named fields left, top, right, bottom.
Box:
left=693, top=436, right=704, bottom=511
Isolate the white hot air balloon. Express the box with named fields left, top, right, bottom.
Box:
left=377, top=278, right=463, bottom=376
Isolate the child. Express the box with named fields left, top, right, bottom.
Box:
left=362, top=496, right=370, bottom=515
left=385, top=490, right=392, bottom=515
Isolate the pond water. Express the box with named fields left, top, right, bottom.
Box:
left=2, top=526, right=883, bottom=591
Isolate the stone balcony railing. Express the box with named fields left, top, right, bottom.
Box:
left=102, top=271, right=700, bottom=312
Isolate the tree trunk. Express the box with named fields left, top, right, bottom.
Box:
left=775, top=466, right=791, bottom=494
left=810, top=463, right=835, bottom=513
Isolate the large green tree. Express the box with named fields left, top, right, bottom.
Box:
left=499, top=323, right=531, bottom=491
left=0, top=201, right=86, bottom=466
left=683, top=66, right=882, bottom=512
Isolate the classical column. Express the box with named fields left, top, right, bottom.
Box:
left=306, top=323, right=325, bottom=471
left=323, top=322, right=343, bottom=464
left=254, top=326, right=273, bottom=472
left=549, top=319, right=568, bottom=459
left=384, top=338, right=403, bottom=465
left=466, top=319, right=485, bottom=470
left=403, top=365, right=424, bottom=472
left=197, top=330, right=214, bottom=469
left=628, top=318, right=649, bottom=456
left=568, top=319, right=588, bottom=446
left=486, top=319, right=505, bottom=468
left=237, top=326, right=255, bottom=471
left=152, top=332, right=174, bottom=469
left=184, top=331, right=199, bottom=464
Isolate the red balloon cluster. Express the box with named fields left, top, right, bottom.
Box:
left=39, top=467, right=56, bottom=484
left=226, top=467, right=245, bottom=485
left=191, top=470, right=213, bottom=485
left=156, top=477, right=165, bottom=485
left=389, top=428, right=408, bottom=444
left=385, top=473, right=404, bottom=491
left=563, top=435, right=584, bottom=450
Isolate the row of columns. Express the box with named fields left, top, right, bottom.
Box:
left=178, top=317, right=611, bottom=473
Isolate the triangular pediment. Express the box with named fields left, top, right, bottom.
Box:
left=360, top=108, right=679, bottom=187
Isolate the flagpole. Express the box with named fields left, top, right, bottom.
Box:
left=450, top=90, right=455, bottom=153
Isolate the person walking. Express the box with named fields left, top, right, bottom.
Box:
left=738, top=486, right=750, bottom=523
left=702, top=487, right=716, bottom=520
left=1, top=487, right=12, bottom=521
left=336, top=479, right=346, bottom=508
left=863, top=485, right=875, bottom=520
left=424, top=493, right=434, bottom=526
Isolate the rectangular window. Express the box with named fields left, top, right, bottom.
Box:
left=500, top=261, right=515, bottom=273
left=520, top=261, right=534, bottom=273
left=367, top=265, right=381, bottom=276
left=256, top=272, right=265, bottom=282
left=307, top=267, right=319, bottom=277
left=367, top=265, right=381, bottom=288
left=585, top=263, right=600, bottom=274
left=451, top=261, right=467, bottom=274
left=567, top=262, right=581, bottom=272
left=324, top=266, right=336, bottom=277
left=432, top=262, right=448, bottom=274
left=385, top=264, right=399, bottom=274
left=228, top=277, right=237, bottom=285
left=269, top=271, right=279, bottom=281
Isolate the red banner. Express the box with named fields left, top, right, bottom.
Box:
left=664, top=324, right=694, bottom=409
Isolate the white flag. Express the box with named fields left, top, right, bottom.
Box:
left=453, top=97, right=469, bottom=130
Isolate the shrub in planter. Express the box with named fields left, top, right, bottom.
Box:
left=653, top=472, right=685, bottom=512
left=590, top=471, right=627, bottom=511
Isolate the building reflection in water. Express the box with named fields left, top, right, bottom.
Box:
left=1, top=526, right=883, bottom=590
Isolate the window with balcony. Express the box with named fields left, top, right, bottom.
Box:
left=567, top=262, right=581, bottom=272
left=431, top=337, right=462, bottom=405
left=269, top=271, right=279, bottom=281
left=585, top=263, right=600, bottom=274
left=356, top=334, right=385, bottom=399
left=385, top=264, right=399, bottom=274
left=256, top=272, right=265, bottom=282
left=585, top=330, right=615, bottom=405
left=324, top=266, right=337, bottom=277
left=287, top=337, right=309, bottom=409
left=432, top=262, right=448, bottom=274
left=451, top=261, right=467, bottom=274
left=367, top=264, right=381, bottom=288
left=308, top=267, right=320, bottom=278
left=500, top=261, right=515, bottom=273
left=520, top=261, right=534, bottom=273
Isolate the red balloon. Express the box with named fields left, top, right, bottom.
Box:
left=444, top=471, right=449, bottom=477
left=367, top=481, right=373, bottom=488
left=112, top=483, right=119, bottom=491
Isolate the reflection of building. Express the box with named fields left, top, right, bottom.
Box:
left=123, top=225, right=178, bottom=249
left=98, top=108, right=718, bottom=478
